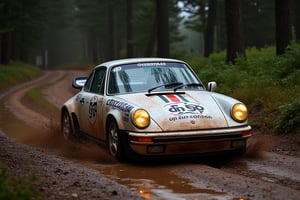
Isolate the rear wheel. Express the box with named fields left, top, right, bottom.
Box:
left=62, top=110, right=76, bottom=140
left=61, top=111, right=73, bottom=139
left=107, top=119, right=127, bottom=162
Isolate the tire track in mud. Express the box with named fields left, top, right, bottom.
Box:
left=3, top=70, right=84, bottom=130
left=41, top=70, right=88, bottom=108
left=4, top=71, right=65, bottom=129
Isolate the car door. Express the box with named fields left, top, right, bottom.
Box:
left=78, top=67, right=106, bottom=137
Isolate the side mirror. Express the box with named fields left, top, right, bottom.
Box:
left=72, top=76, right=87, bottom=89
left=208, top=81, right=217, bottom=92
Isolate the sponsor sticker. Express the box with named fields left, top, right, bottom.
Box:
left=89, top=95, right=99, bottom=123
left=112, top=67, right=122, bottom=72
left=166, top=102, right=213, bottom=121
left=137, top=62, right=166, bottom=67
left=75, top=94, right=83, bottom=102
left=158, top=94, right=212, bottom=121
left=106, top=99, right=134, bottom=112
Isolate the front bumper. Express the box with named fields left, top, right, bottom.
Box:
left=128, top=125, right=251, bottom=156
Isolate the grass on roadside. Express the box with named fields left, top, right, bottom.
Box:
left=26, top=87, right=59, bottom=114
left=0, top=61, right=42, bottom=91
left=0, top=162, right=39, bottom=200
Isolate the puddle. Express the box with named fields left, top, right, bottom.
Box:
left=85, top=163, right=227, bottom=199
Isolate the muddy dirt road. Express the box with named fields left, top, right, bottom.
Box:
left=1, top=70, right=300, bottom=200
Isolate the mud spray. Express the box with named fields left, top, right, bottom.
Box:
left=17, top=117, right=116, bottom=164
left=16, top=116, right=274, bottom=164
left=245, top=134, right=274, bottom=158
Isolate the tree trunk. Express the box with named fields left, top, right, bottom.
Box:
left=275, top=0, right=292, bottom=55
left=294, top=0, right=300, bottom=42
left=204, top=0, right=217, bottom=57
left=0, top=2, right=10, bottom=65
left=0, top=33, right=10, bottom=65
left=225, top=0, right=245, bottom=64
left=126, top=0, right=133, bottom=58
left=92, top=33, right=98, bottom=64
left=144, top=15, right=156, bottom=57
left=108, top=3, right=115, bottom=60
left=156, top=0, right=170, bottom=58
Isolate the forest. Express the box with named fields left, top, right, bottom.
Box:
left=0, top=0, right=299, bottom=68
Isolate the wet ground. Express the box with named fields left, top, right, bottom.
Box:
left=1, top=70, right=300, bottom=200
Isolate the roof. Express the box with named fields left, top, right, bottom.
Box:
left=94, top=58, right=187, bottom=69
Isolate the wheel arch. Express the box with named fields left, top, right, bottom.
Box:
left=105, top=109, right=127, bottom=134
left=61, top=106, right=80, bottom=132
left=105, top=114, right=117, bottom=137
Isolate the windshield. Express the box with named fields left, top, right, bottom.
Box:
left=108, top=62, right=203, bottom=94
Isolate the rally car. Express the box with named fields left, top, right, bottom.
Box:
left=61, top=58, right=251, bottom=161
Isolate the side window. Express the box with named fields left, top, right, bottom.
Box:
left=83, top=72, right=94, bottom=92
left=90, top=68, right=107, bottom=94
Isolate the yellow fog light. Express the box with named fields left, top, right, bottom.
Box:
left=231, top=103, right=248, bottom=122
left=132, top=109, right=150, bottom=129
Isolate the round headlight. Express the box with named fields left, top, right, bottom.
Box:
left=231, top=103, right=248, bottom=122
left=132, top=109, right=150, bottom=129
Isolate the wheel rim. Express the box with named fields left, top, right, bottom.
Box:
left=62, top=112, right=71, bottom=139
left=108, top=121, right=118, bottom=157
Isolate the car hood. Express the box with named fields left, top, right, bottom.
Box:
left=117, top=91, right=236, bottom=131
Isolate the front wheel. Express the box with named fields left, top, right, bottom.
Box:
left=107, top=119, right=127, bottom=162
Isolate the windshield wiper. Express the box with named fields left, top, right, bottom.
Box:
left=148, top=82, right=183, bottom=93
left=173, top=83, right=204, bottom=92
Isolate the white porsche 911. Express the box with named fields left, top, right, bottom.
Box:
left=61, top=58, right=251, bottom=162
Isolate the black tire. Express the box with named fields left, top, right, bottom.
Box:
left=61, top=110, right=75, bottom=140
left=107, top=119, right=127, bottom=162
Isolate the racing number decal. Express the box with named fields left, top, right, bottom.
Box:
left=89, top=96, right=99, bottom=123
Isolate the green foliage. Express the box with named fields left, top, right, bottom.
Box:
left=0, top=162, right=39, bottom=200
left=275, top=100, right=300, bottom=134
left=0, top=61, right=41, bottom=90
left=187, top=43, right=300, bottom=134
left=26, top=87, right=58, bottom=112
left=27, top=88, right=44, bottom=104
